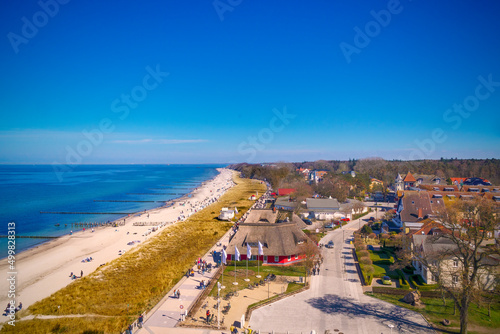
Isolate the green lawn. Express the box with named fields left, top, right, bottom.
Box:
left=370, top=293, right=500, bottom=334
left=369, top=250, right=399, bottom=279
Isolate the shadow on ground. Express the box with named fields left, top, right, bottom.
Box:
left=306, top=294, right=434, bottom=333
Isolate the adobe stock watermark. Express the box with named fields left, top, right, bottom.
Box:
left=339, top=0, right=412, bottom=64
left=401, top=74, right=499, bottom=160
left=213, top=0, right=243, bottom=21
left=52, top=65, right=169, bottom=181
left=7, top=0, right=71, bottom=54
left=237, top=106, right=295, bottom=162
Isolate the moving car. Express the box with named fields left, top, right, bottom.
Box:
left=326, top=240, right=334, bottom=248
left=303, top=219, right=313, bottom=225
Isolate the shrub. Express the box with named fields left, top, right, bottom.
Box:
left=358, top=250, right=370, bottom=258
left=403, top=265, right=415, bottom=274
left=365, top=265, right=375, bottom=275
left=380, top=233, right=389, bottom=239
left=411, top=274, right=425, bottom=286
left=368, top=233, right=377, bottom=239
left=355, top=243, right=367, bottom=251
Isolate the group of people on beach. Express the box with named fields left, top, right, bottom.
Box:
left=3, top=302, right=22, bottom=316
left=69, top=270, right=84, bottom=279
left=173, top=172, right=235, bottom=223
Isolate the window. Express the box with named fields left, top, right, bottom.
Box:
left=452, top=275, right=459, bottom=284
left=274, top=256, right=279, bottom=263
left=251, top=255, right=256, bottom=261
left=288, top=255, right=291, bottom=261
left=295, top=254, right=299, bottom=259
left=453, top=259, right=459, bottom=267
left=263, top=256, right=267, bottom=262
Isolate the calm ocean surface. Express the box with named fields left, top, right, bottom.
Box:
left=0, top=164, right=224, bottom=258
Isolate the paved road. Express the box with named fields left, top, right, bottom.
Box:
left=249, top=214, right=434, bottom=334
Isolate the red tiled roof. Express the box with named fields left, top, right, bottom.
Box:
left=278, top=188, right=296, bottom=196
left=403, top=172, right=416, bottom=182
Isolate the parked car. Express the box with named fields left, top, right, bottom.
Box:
left=303, top=219, right=313, bottom=225
left=369, top=217, right=375, bottom=222
left=324, top=222, right=334, bottom=228
left=382, top=276, right=392, bottom=285
left=341, top=218, right=350, bottom=222
left=326, top=240, right=334, bottom=248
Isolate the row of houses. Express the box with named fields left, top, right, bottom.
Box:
left=274, top=196, right=367, bottom=220
left=394, top=172, right=493, bottom=192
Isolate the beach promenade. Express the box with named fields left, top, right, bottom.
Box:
left=136, top=228, right=232, bottom=333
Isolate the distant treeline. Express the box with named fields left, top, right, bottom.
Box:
left=229, top=158, right=500, bottom=188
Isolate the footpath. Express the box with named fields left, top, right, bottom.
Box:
left=135, top=228, right=232, bottom=334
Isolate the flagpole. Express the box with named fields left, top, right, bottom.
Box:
left=234, top=256, right=237, bottom=285
left=257, top=255, right=260, bottom=277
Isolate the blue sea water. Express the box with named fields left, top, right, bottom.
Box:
left=0, top=164, right=224, bottom=258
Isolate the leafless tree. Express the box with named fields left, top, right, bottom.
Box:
left=407, top=198, right=499, bottom=334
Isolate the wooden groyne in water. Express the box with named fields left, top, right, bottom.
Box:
left=71, top=221, right=125, bottom=228
left=0, top=235, right=58, bottom=239
left=40, top=211, right=136, bottom=215
left=127, top=193, right=178, bottom=195
left=94, top=200, right=155, bottom=203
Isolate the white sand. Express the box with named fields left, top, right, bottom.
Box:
left=0, top=168, right=235, bottom=316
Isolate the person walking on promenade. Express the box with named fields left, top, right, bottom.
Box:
left=138, top=314, right=143, bottom=328
left=177, top=290, right=181, bottom=299
left=81, top=270, right=83, bottom=277
left=206, top=309, right=210, bottom=324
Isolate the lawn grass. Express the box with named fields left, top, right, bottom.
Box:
left=370, top=293, right=500, bottom=333
left=369, top=250, right=399, bottom=279
left=4, top=172, right=266, bottom=333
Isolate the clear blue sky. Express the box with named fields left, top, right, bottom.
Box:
left=1, top=0, right=499, bottom=164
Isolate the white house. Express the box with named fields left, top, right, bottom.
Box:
left=218, top=207, right=235, bottom=220
left=306, top=198, right=340, bottom=220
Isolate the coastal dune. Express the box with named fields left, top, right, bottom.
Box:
left=0, top=168, right=235, bottom=314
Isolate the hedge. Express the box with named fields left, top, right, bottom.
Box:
left=372, top=287, right=445, bottom=298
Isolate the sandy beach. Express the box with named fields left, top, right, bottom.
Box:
left=0, top=168, right=235, bottom=317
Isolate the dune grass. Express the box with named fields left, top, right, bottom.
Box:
left=2, top=172, right=265, bottom=333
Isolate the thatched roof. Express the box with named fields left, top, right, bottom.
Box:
left=244, top=209, right=277, bottom=224
left=227, top=222, right=314, bottom=256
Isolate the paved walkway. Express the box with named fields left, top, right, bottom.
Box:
left=249, top=214, right=435, bottom=334
left=137, top=228, right=233, bottom=334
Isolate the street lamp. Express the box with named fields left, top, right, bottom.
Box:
left=387, top=323, right=394, bottom=334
